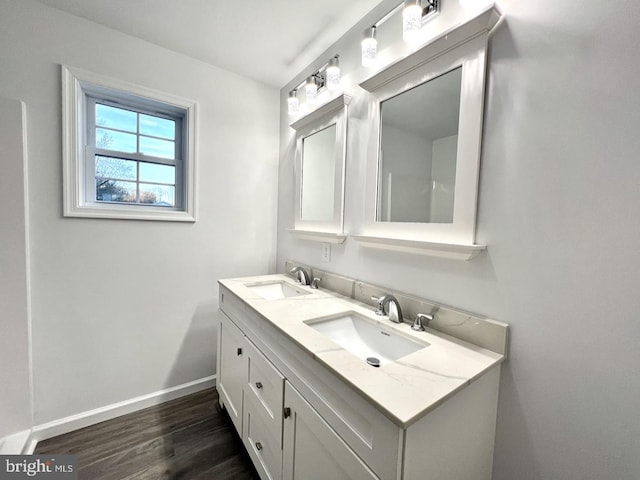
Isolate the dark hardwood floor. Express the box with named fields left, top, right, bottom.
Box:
left=35, top=388, right=260, bottom=480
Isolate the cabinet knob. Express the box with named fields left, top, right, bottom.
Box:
left=237, top=347, right=242, bottom=356
left=255, top=441, right=263, bottom=451
left=255, top=382, right=263, bottom=390
left=283, top=407, right=291, bottom=419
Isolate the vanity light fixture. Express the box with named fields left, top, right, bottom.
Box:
left=287, top=54, right=342, bottom=115
left=361, top=26, right=377, bottom=67
left=325, top=55, right=341, bottom=90
left=305, top=75, right=320, bottom=104
left=287, top=90, right=299, bottom=115
left=403, top=0, right=440, bottom=42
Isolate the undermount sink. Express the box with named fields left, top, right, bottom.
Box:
left=305, top=312, right=428, bottom=367
left=247, top=281, right=311, bottom=301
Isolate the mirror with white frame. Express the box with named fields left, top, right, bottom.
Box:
left=356, top=11, right=498, bottom=259
left=290, top=94, right=350, bottom=243
left=378, top=66, right=461, bottom=224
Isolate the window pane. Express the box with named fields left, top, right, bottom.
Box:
left=96, top=104, right=137, bottom=133
left=139, top=114, right=175, bottom=140
left=96, top=128, right=137, bottom=152
left=139, top=136, right=175, bottom=159
left=139, top=162, right=175, bottom=185
left=95, top=156, right=136, bottom=181
left=139, top=183, right=175, bottom=206
left=96, top=180, right=136, bottom=203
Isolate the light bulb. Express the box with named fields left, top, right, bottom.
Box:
left=326, top=56, right=340, bottom=90
left=403, top=0, right=423, bottom=42
left=287, top=90, right=299, bottom=115
left=305, top=76, right=318, bottom=104
left=361, top=27, right=377, bottom=67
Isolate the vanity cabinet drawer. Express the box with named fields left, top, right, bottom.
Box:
left=243, top=391, right=283, bottom=480
left=219, top=286, right=246, bottom=326
left=246, top=339, right=285, bottom=439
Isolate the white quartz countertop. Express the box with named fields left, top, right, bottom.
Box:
left=219, top=274, right=504, bottom=428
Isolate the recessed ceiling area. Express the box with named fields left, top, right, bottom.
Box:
left=34, top=0, right=389, bottom=88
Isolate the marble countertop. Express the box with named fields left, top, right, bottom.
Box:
left=219, top=274, right=504, bottom=428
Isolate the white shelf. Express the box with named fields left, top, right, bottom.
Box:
left=290, top=93, right=351, bottom=131
left=360, top=4, right=502, bottom=92
left=288, top=229, right=347, bottom=244
left=353, top=235, right=485, bottom=260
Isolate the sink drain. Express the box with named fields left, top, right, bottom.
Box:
left=366, top=357, right=381, bottom=368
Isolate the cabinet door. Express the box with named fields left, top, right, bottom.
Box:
left=217, top=313, right=247, bottom=433
left=283, top=382, right=379, bottom=480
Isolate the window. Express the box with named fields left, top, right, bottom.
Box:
left=62, top=66, right=197, bottom=221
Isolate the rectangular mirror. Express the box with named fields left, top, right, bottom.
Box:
left=358, top=31, right=491, bottom=250
left=289, top=94, right=350, bottom=243
left=378, top=67, right=461, bottom=224
left=301, top=124, right=336, bottom=222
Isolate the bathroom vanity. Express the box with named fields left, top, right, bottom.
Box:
left=217, top=269, right=507, bottom=480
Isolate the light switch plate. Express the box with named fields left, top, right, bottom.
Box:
left=321, top=243, right=331, bottom=262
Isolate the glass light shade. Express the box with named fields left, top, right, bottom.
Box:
left=326, top=57, right=340, bottom=90
left=403, top=1, right=423, bottom=42
left=287, top=91, right=299, bottom=115
left=362, top=26, right=377, bottom=67
left=305, top=77, right=318, bottom=104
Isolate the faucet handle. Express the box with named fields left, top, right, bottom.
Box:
left=412, top=313, right=433, bottom=331
left=311, top=277, right=321, bottom=289
left=370, top=296, right=385, bottom=316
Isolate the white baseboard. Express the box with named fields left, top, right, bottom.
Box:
left=28, top=375, right=216, bottom=448
left=0, top=429, right=32, bottom=454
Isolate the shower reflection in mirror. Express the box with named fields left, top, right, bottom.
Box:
left=377, top=67, right=461, bottom=224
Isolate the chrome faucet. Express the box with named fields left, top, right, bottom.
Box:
left=289, top=266, right=311, bottom=286
left=372, top=294, right=404, bottom=324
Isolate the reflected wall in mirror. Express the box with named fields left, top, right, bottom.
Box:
left=378, top=67, right=461, bottom=224
left=301, top=124, right=336, bottom=222
left=290, top=93, right=350, bottom=242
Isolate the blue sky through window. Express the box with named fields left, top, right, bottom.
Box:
left=95, top=103, right=177, bottom=185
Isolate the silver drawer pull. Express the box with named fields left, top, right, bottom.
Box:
left=255, top=441, right=263, bottom=451
left=255, top=382, right=263, bottom=389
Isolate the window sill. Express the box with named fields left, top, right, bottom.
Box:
left=352, top=234, right=485, bottom=260
left=64, top=203, right=195, bottom=222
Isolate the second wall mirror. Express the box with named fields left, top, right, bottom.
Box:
left=289, top=94, right=350, bottom=243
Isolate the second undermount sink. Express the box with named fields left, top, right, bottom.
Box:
left=305, top=312, right=428, bottom=367
left=247, top=281, right=311, bottom=301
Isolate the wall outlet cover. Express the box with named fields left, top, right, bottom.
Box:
left=321, top=243, right=331, bottom=262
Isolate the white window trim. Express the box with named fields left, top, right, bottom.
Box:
left=62, top=65, right=198, bottom=222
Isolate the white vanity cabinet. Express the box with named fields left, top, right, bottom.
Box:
left=217, top=281, right=503, bottom=480
left=217, top=310, right=285, bottom=480
left=218, top=309, right=373, bottom=480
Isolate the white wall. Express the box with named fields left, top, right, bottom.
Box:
left=0, top=0, right=279, bottom=426
left=277, top=0, right=640, bottom=478
left=380, top=124, right=432, bottom=222
left=0, top=97, right=32, bottom=443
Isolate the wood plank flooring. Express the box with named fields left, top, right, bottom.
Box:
left=35, top=388, right=260, bottom=480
